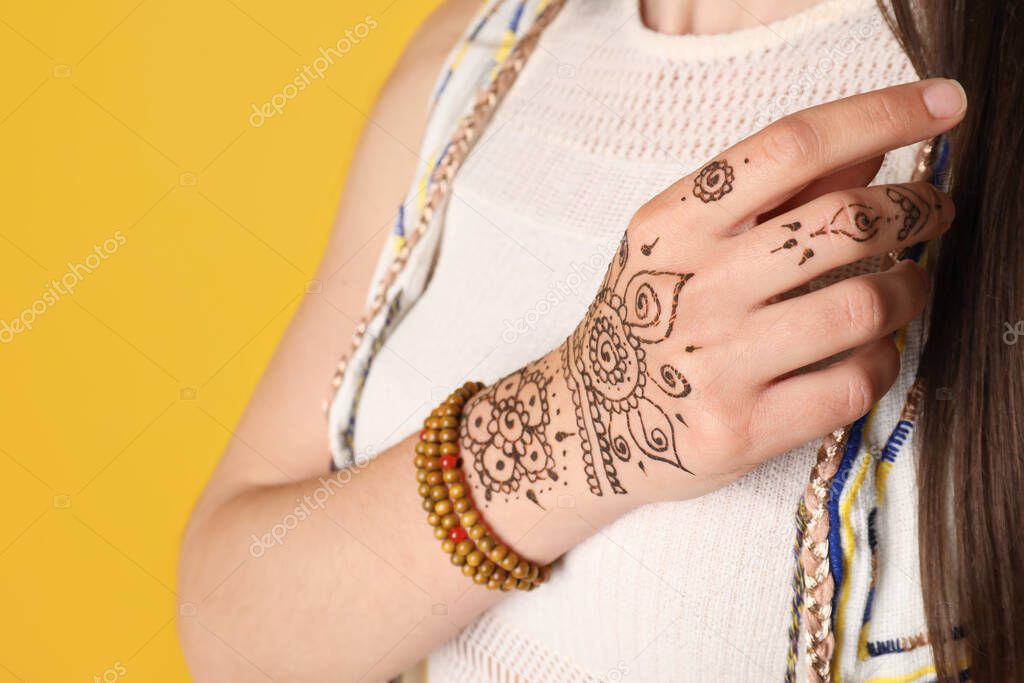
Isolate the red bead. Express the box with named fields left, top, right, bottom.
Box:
left=440, top=454, right=458, bottom=469
left=419, top=429, right=428, bottom=441
left=449, top=526, right=467, bottom=543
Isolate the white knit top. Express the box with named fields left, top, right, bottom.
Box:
left=329, top=1, right=942, bottom=680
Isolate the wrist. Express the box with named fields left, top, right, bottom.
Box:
left=456, top=345, right=639, bottom=565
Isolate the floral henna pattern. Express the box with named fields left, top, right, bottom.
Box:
left=692, top=160, right=735, bottom=203
left=563, top=238, right=695, bottom=496
left=463, top=367, right=556, bottom=502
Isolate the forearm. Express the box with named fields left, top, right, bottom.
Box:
left=178, top=347, right=622, bottom=682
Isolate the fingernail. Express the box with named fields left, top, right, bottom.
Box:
left=923, top=79, right=967, bottom=118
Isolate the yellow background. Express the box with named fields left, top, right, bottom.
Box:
left=0, top=1, right=441, bottom=679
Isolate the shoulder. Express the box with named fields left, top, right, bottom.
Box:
left=380, top=0, right=482, bottom=108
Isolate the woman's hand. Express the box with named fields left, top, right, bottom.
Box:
left=460, top=79, right=964, bottom=520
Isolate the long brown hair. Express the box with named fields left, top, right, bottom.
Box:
left=881, top=2, right=1024, bottom=680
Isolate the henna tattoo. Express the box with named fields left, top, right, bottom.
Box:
left=692, top=160, right=735, bottom=203
left=768, top=186, right=935, bottom=265
left=563, top=238, right=695, bottom=496
left=769, top=202, right=883, bottom=264
left=771, top=238, right=799, bottom=252
left=641, top=236, right=660, bottom=256
left=824, top=202, right=881, bottom=241
left=463, top=362, right=557, bottom=504
left=885, top=186, right=930, bottom=240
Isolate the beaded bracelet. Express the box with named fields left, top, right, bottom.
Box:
left=414, top=381, right=553, bottom=591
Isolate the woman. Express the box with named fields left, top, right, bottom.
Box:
left=177, top=0, right=1022, bottom=681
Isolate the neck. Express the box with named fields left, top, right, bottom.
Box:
left=638, top=0, right=824, bottom=35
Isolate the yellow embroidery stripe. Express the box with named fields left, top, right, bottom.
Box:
left=864, top=663, right=936, bottom=683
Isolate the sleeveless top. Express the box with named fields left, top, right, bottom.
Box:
left=327, top=1, right=949, bottom=680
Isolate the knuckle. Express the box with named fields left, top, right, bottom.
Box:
left=841, top=280, right=886, bottom=333
left=865, top=91, right=913, bottom=137
left=821, top=192, right=861, bottom=236
left=629, top=200, right=661, bottom=233
left=844, top=365, right=878, bottom=418
left=760, top=115, right=824, bottom=167
left=706, top=414, right=754, bottom=462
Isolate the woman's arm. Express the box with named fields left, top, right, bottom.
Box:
left=178, top=347, right=609, bottom=682
left=174, top=3, right=559, bottom=680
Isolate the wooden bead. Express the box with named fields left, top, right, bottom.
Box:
left=417, top=382, right=555, bottom=593
left=499, top=551, right=519, bottom=572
